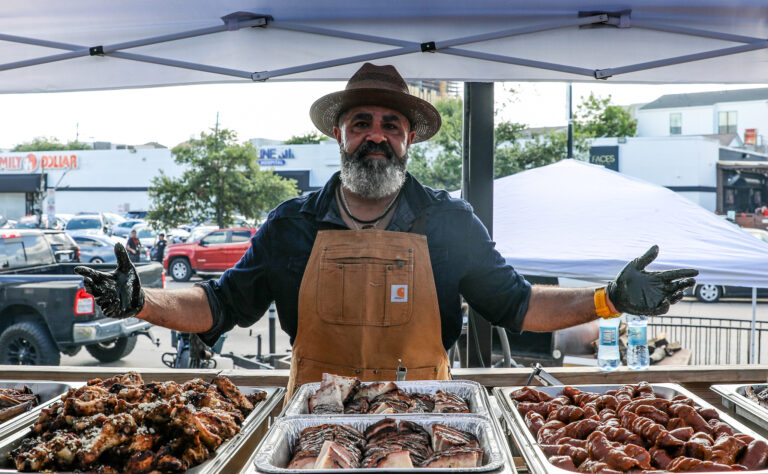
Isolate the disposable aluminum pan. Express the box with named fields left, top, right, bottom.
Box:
left=253, top=414, right=506, bottom=473
left=493, top=383, right=768, bottom=474
left=712, top=384, right=768, bottom=437
left=0, top=381, right=83, bottom=438
left=0, top=386, right=284, bottom=474
left=284, top=380, right=491, bottom=419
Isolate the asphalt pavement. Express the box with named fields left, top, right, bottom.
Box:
left=61, top=277, right=768, bottom=368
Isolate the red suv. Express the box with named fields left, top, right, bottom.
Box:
left=163, top=227, right=257, bottom=282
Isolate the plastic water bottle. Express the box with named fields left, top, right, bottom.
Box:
left=597, top=315, right=622, bottom=371
left=626, top=314, right=650, bottom=370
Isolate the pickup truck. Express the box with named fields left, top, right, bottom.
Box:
left=0, top=229, right=164, bottom=365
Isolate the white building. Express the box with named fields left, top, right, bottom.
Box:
left=636, top=88, right=768, bottom=152
left=590, top=136, right=768, bottom=220
left=252, top=141, right=340, bottom=191
left=0, top=141, right=342, bottom=220
left=0, top=149, right=184, bottom=220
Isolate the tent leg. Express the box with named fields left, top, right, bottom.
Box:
left=752, top=287, right=758, bottom=364
left=463, top=82, right=495, bottom=368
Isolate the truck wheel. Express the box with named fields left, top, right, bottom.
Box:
left=85, top=336, right=138, bottom=363
left=170, top=258, right=192, bottom=282
left=0, top=322, right=61, bottom=365
left=90, top=257, right=104, bottom=264
left=696, top=284, right=722, bottom=303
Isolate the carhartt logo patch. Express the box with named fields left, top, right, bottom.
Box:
left=391, top=285, right=408, bottom=302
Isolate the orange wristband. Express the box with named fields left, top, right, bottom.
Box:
left=595, top=287, right=621, bottom=319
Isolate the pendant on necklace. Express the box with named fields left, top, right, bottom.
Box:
left=361, top=224, right=376, bottom=230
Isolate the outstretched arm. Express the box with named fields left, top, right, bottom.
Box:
left=75, top=243, right=214, bottom=332
left=140, top=287, right=213, bottom=333
left=519, top=246, right=697, bottom=332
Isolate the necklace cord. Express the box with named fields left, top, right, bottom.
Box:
left=337, top=183, right=401, bottom=225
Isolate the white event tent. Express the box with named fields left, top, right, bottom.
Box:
left=470, top=159, right=768, bottom=289
left=0, top=1, right=766, bottom=92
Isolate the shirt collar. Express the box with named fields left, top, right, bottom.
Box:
left=300, top=171, right=429, bottom=232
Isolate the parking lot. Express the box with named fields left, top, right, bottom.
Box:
left=61, top=274, right=768, bottom=369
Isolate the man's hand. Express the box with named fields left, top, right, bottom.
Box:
left=74, top=243, right=145, bottom=319
left=607, top=245, right=698, bottom=316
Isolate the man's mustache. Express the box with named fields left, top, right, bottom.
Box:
left=352, top=141, right=396, bottom=161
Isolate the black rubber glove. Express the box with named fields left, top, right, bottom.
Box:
left=607, top=245, right=698, bottom=316
left=74, top=243, right=145, bottom=319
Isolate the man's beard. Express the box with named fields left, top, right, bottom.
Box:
left=340, top=141, right=407, bottom=199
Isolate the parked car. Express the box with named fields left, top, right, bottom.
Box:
left=70, top=231, right=123, bottom=263
left=65, top=214, right=109, bottom=234
left=103, top=212, right=126, bottom=229
left=692, top=227, right=768, bottom=302
left=42, top=230, right=80, bottom=263
left=112, top=219, right=144, bottom=238
left=163, top=227, right=257, bottom=281
left=184, top=225, right=217, bottom=243
left=0, top=229, right=163, bottom=365
left=124, top=210, right=148, bottom=220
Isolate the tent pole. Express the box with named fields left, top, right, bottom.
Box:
left=463, top=82, right=495, bottom=368
left=752, top=287, right=758, bottom=364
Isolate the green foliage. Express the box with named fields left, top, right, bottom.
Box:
left=147, top=128, right=299, bottom=229
left=283, top=131, right=329, bottom=144
left=574, top=92, right=637, bottom=138
left=12, top=137, right=92, bottom=151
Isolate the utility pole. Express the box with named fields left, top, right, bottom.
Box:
left=75, top=122, right=79, bottom=143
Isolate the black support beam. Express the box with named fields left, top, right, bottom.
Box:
left=462, top=82, right=495, bottom=368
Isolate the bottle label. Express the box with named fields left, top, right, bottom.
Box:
left=628, top=325, right=647, bottom=345
left=600, top=328, right=617, bottom=345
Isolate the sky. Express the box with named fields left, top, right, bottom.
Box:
left=0, top=81, right=764, bottom=150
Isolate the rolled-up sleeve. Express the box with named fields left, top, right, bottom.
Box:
left=196, top=221, right=274, bottom=346
left=458, top=213, right=531, bottom=333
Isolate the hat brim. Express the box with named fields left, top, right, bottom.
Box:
left=310, top=88, right=442, bottom=143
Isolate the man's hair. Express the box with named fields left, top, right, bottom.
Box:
left=159, top=233, right=165, bottom=237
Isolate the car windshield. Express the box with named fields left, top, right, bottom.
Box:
left=137, top=228, right=156, bottom=239
left=66, top=218, right=101, bottom=230
left=188, top=227, right=215, bottom=242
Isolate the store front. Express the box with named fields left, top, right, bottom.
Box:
left=717, top=161, right=768, bottom=229
left=0, top=171, right=46, bottom=220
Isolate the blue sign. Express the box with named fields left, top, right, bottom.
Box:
left=259, top=159, right=286, bottom=166
left=259, top=148, right=296, bottom=159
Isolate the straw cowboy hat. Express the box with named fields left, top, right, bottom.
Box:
left=310, top=63, right=442, bottom=143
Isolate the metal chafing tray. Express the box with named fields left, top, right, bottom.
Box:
left=251, top=414, right=506, bottom=473
left=0, top=381, right=83, bottom=438
left=494, top=383, right=768, bottom=474
left=0, top=386, right=284, bottom=474
left=712, top=384, right=768, bottom=437
left=284, top=380, right=491, bottom=419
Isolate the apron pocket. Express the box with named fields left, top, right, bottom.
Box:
left=317, top=261, right=413, bottom=327
left=295, top=357, right=443, bottom=385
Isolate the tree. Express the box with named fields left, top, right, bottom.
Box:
left=408, top=97, right=575, bottom=190
left=283, top=131, right=329, bottom=144
left=574, top=92, right=637, bottom=138
left=12, top=136, right=92, bottom=151
left=147, top=128, right=298, bottom=229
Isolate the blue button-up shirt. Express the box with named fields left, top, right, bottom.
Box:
left=198, top=172, right=531, bottom=351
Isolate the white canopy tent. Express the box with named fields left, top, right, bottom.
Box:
left=462, top=159, right=768, bottom=288
left=0, top=1, right=766, bottom=92
left=453, top=160, right=768, bottom=363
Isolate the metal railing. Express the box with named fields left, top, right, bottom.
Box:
left=648, top=315, right=768, bottom=365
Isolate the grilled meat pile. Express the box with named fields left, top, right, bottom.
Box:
left=745, top=386, right=768, bottom=408
left=308, top=373, right=469, bottom=414
left=0, top=386, right=38, bottom=424
left=512, top=382, right=768, bottom=473
left=287, top=418, right=484, bottom=469
left=10, top=372, right=266, bottom=473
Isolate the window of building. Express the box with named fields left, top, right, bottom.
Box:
left=718, top=111, right=737, bottom=134
left=669, top=113, right=682, bottom=135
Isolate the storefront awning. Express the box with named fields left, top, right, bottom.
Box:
left=0, top=174, right=44, bottom=192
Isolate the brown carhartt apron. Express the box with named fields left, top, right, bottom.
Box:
left=286, top=228, right=451, bottom=399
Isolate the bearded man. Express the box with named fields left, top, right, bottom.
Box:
left=76, top=63, right=697, bottom=397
